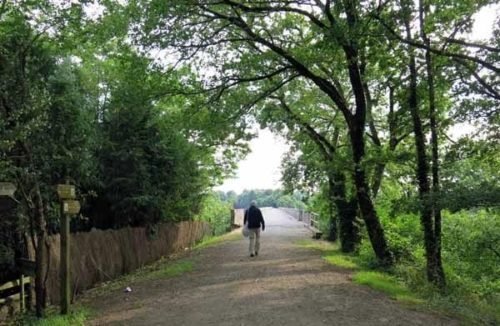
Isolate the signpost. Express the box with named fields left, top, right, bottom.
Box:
left=0, top=182, right=16, bottom=213
left=62, top=200, right=80, bottom=215
left=56, top=183, right=79, bottom=315
left=56, top=184, right=75, bottom=200
left=0, top=182, right=16, bottom=197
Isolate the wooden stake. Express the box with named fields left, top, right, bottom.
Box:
left=60, top=202, right=70, bottom=314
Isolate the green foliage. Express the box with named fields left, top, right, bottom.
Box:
left=441, top=138, right=500, bottom=212
left=307, top=187, right=333, bottom=233
left=195, top=193, right=232, bottom=236
left=355, top=209, right=500, bottom=324
left=442, top=210, right=500, bottom=300
left=382, top=214, right=423, bottom=263
left=0, top=0, right=251, bottom=290
left=21, top=308, right=90, bottom=326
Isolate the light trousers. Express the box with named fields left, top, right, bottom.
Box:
left=248, top=228, right=261, bottom=255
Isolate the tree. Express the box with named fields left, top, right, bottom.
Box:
left=256, top=82, right=360, bottom=250
left=0, top=4, right=98, bottom=314
left=135, top=0, right=393, bottom=264
left=374, top=0, right=499, bottom=287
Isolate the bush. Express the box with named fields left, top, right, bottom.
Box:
left=353, top=209, right=499, bottom=323
left=382, top=213, right=423, bottom=263
left=441, top=210, right=500, bottom=301
left=196, top=193, right=232, bottom=236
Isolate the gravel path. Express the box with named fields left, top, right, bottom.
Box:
left=87, top=208, right=457, bottom=326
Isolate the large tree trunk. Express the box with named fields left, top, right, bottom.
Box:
left=363, top=74, right=385, bottom=199
left=327, top=174, right=338, bottom=242
left=420, top=0, right=446, bottom=287
left=343, top=40, right=393, bottom=265
left=407, top=26, right=444, bottom=286
left=33, top=182, right=47, bottom=317
left=349, top=122, right=393, bottom=265
left=371, top=163, right=385, bottom=200
left=277, top=98, right=361, bottom=248
left=328, top=170, right=360, bottom=252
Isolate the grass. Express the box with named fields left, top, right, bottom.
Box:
left=20, top=307, right=90, bottom=326
left=148, top=260, right=194, bottom=279
left=296, top=239, right=423, bottom=306
left=296, top=239, right=362, bottom=270
left=323, top=255, right=360, bottom=269
left=353, top=271, right=424, bottom=304
left=194, top=229, right=242, bottom=249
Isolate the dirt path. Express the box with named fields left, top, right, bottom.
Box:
left=86, top=208, right=457, bottom=326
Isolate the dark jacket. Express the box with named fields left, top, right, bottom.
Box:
left=244, top=206, right=265, bottom=229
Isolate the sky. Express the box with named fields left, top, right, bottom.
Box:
left=215, top=5, right=499, bottom=194
left=215, top=129, right=288, bottom=193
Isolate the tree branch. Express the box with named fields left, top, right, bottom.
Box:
left=202, top=5, right=353, bottom=119
left=445, top=38, right=500, bottom=53
left=374, top=15, right=500, bottom=74
left=453, top=58, right=500, bottom=100
left=275, top=96, right=337, bottom=160
left=221, top=0, right=328, bottom=29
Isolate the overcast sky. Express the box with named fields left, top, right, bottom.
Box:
left=215, top=5, right=498, bottom=194
left=215, top=129, right=288, bottom=193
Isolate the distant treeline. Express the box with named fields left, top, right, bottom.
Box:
left=217, top=189, right=306, bottom=210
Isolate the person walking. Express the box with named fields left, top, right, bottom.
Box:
left=244, top=200, right=265, bottom=257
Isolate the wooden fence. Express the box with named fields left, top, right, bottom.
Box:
left=27, top=220, right=211, bottom=304
left=0, top=276, right=31, bottom=318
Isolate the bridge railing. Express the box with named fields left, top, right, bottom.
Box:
left=231, top=208, right=245, bottom=227
left=278, top=207, right=323, bottom=239
left=309, top=212, right=320, bottom=230
left=278, top=207, right=314, bottom=224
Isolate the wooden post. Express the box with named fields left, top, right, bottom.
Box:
left=56, top=182, right=78, bottom=315
left=60, top=201, right=70, bottom=315
left=20, top=275, right=25, bottom=312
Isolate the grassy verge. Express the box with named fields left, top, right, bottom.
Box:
left=194, top=229, right=242, bottom=250
left=353, top=271, right=424, bottom=304
left=19, top=307, right=90, bottom=326
left=297, top=239, right=500, bottom=323
left=296, top=239, right=363, bottom=270
left=296, top=240, right=423, bottom=306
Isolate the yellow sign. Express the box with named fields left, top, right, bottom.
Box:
left=63, top=200, right=80, bottom=215
left=57, top=184, right=76, bottom=199
left=0, top=182, right=16, bottom=197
